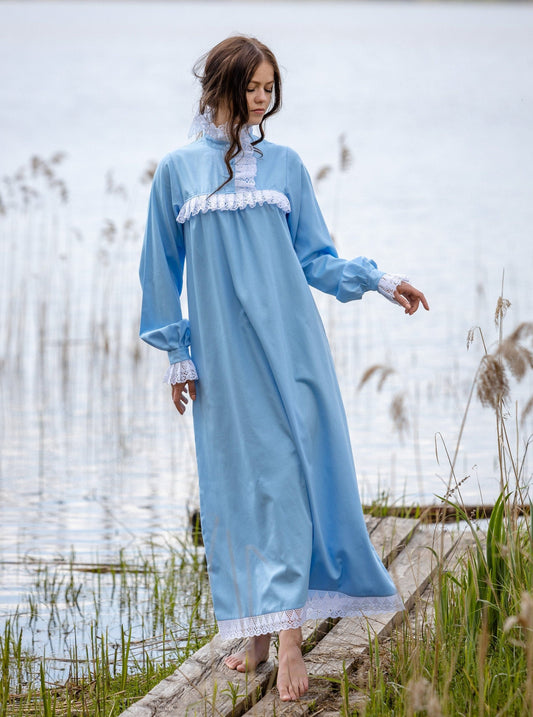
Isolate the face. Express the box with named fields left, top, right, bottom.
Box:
left=246, top=61, right=275, bottom=125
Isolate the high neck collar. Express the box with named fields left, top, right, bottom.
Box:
left=189, top=111, right=257, bottom=145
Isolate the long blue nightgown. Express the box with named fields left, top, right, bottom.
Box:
left=139, top=121, right=404, bottom=639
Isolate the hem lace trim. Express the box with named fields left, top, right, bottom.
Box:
left=377, top=273, right=410, bottom=306
left=216, top=589, right=405, bottom=639
left=177, top=190, right=291, bottom=224
left=164, top=359, right=198, bottom=384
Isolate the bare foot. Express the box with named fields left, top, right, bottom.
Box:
left=277, top=628, right=309, bottom=701
left=224, top=633, right=271, bottom=672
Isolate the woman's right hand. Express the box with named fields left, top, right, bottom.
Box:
left=171, top=381, right=197, bottom=414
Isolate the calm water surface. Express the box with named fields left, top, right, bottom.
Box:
left=1, top=0, right=533, bottom=662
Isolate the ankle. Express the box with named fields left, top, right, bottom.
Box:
left=278, top=628, right=302, bottom=649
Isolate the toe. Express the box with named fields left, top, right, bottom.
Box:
left=224, top=654, right=243, bottom=670
left=277, top=679, right=289, bottom=701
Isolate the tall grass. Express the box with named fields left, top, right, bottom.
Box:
left=0, top=533, right=216, bottom=716
left=353, top=293, right=533, bottom=716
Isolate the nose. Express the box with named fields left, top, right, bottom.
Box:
left=256, top=88, right=268, bottom=104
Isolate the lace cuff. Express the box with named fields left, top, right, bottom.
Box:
left=377, top=273, right=410, bottom=306
left=163, top=359, right=198, bottom=384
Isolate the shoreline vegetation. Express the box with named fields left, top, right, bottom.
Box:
left=2, top=489, right=533, bottom=715
left=1, top=154, right=532, bottom=714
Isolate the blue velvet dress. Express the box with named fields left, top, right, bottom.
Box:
left=139, top=121, right=404, bottom=639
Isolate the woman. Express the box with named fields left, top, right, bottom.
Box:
left=139, top=36, right=428, bottom=702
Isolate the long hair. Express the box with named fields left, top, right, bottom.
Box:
left=193, top=36, right=282, bottom=192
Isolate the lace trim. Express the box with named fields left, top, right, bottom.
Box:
left=189, top=111, right=258, bottom=191
left=177, top=189, right=291, bottom=224
left=216, top=589, right=405, bottom=639
left=377, top=273, right=410, bottom=306
left=189, top=111, right=230, bottom=141
left=163, top=359, right=198, bottom=384
left=234, top=133, right=257, bottom=192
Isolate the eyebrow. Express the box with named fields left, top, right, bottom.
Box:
left=247, top=80, right=274, bottom=85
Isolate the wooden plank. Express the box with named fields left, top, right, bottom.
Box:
left=243, top=524, right=458, bottom=716
left=368, top=516, right=419, bottom=564
left=306, top=524, right=458, bottom=677
left=118, top=634, right=251, bottom=716
left=300, top=516, right=420, bottom=648
left=120, top=516, right=421, bottom=717
left=363, top=514, right=382, bottom=535
left=409, top=527, right=480, bottom=630
left=362, top=503, right=531, bottom=523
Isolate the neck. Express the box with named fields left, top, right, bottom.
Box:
left=214, top=107, right=230, bottom=127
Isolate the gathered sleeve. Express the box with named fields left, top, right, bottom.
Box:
left=286, top=150, right=384, bottom=303
left=139, top=158, right=193, bottom=365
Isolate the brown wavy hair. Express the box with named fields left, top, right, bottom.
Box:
left=193, top=36, right=282, bottom=192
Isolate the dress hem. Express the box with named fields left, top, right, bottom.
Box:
left=216, top=588, right=405, bottom=639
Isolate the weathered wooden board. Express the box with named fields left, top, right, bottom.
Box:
left=243, top=524, right=458, bottom=716
left=369, top=516, right=419, bottom=564
left=363, top=514, right=382, bottom=535
left=305, top=524, right=458, bottom=677
left=118, top=634, right=251, bottom=716
left=362, top=503, right=531, bottom=522
left=409, top=527, right=479, bottom=630
left=300, top=516, right=420, bottom=646
left=119, top=516, right=420, bottom=717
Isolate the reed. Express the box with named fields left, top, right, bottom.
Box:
left=0, top=534, right=216, bottom=715
left=348, top=290, right=533, bottom=716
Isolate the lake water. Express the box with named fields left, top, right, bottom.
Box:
left=1, top=0, right=533, bottom=665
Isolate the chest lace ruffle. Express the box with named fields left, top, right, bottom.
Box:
left=180, top=112, right=291, bottom=224
left=177, top=189, right=290, bottom=224
left=216, top=588, right=405, bottom=639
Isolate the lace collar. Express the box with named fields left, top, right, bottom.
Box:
left=189, top=111, right=258, bottom=192
left=189, top=111, right=258, bottom=145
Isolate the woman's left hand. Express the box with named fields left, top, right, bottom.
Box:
left=394, top=282, right=429, bottom=315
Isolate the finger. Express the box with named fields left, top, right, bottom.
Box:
left=403, top=285, right=429, bottom=312
left=394, top=289, right=411, bottom=311
left=188, top=380, right=197, bottom=401
left=407, top=296, right=420, bottom=315
left=171, top=382, right=187, bottom=413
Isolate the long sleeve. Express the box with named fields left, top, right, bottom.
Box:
left=139, top=157, right=192, bottom=364
left=286, top=150, right=384, bottom=303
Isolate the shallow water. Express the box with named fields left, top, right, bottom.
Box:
left=1, top=0, right=533, bottom=666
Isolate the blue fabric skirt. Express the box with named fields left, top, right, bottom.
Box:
left=184, top=206, right=403, bottom=638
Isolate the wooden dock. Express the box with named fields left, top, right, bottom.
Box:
left=120, top=516, right=474, bottom=717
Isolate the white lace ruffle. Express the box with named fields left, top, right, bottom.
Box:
left=189, top=111, right=230, bottom=141
left=189, top=111, right=258, bottom=192
left=216, top=589, right=405, bottom=639
left=377, top=273, right=410, bottom=306
left=234, top=133, right=257, bottom=192
left=177, top=190, right=291, bottom=224
left=163, top=359, right=198, bottom=384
